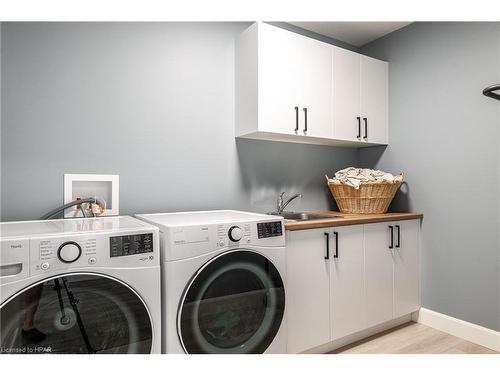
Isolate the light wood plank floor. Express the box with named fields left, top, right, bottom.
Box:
left=331, top=322, right=498, bottom=354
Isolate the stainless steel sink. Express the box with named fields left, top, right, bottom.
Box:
left=269, top=212, right=343, bottom=221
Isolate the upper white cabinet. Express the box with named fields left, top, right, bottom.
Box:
left=236, top=22, right=332, bottom=142
left=235, top=22, right=388, bottom=147
left=360, top=55, right=389, bottom=144
left=332, top=47, right=361, bottom=142
left=332, top=48, right=389, bottom=144
left=257, top=23, right=304, bottom=137
left=299, top=32, right=333, bottom=139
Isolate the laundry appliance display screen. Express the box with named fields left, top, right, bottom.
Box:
left=257, top=221, right=283, bottom=239
left=109, top=233, right=153, bottom=257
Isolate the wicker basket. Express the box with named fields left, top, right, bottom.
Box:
left=325, top=174, right=403, bottom=214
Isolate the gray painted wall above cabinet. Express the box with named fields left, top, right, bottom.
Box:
left=0, top=22, right=358, bottom=221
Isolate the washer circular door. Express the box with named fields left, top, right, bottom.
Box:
left=0, top=273, right=153, bottom=354
left=178, top=250, right=285, bottom=354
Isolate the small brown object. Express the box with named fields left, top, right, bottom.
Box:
left=325, top=174, right=403, bottom=214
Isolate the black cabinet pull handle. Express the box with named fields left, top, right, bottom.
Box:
left=395, top=225, right=401, bottom=248
left=333, top=231, right=339, bottom=258
left=294, top=107, right=299, bottom=132
left=389, top=225, right=394, bottom=249
left=303, top=107, right=308, bottom=133
left=356, top=117, right=361, bottom=138
left=324, top=232, right=330, bottom=260
left=363, top=117, right=368, bottom=139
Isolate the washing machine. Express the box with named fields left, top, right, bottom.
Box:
left=0, top=216, right=161, bottom=354
left=135, top=210, right=286, bottom=354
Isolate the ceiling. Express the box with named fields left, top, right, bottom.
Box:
left=288, top=22, right=412, bottom=47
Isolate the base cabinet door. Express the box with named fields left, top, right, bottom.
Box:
left=394, top=220, right=421, bottom=316
left=364, top=222, right=395, bottom=328
left=286, top=228, right=331, bottom=353
left=329, top=225, right=366, bottom=340
left=286, top=220, right=420, bottom=353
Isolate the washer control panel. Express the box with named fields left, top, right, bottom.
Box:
left=38, top=238, right=96, bottom=262
left=110, top=233, right=153, bottom=258
left=30, top=230, right=158, bottom=275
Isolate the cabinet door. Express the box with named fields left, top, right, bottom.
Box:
left=259, top=24, right=303, bottom=135
left=360, top=55, right=388, bottom=144
left=364, top=222, right=395, bottom=327
left=332, top=47, right=361, bottom=142
left=286, top=228, right=331, bottom=353
left=300, top=37, right=333, bottom=139
left=394, top=220, right=421, bottom=317
left=330, top=225, right=366, bottom=340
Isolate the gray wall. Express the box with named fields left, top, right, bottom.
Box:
left=1, top=22, right=358, bottom=221
left=268, top=22, right=361, bottom=53
left=360, top=22, right=500, bottom=331
left=5, top=21, right=497, bottom=331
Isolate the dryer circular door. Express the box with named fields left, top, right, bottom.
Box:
left=178, top=250, right=285, bottom=353
left=0, top=273, right=153, bottom=354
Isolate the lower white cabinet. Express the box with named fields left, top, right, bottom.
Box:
left=365, top=220, right=421, bottom=326
left=393, top=220, right=421, bottom=316
left=286, top=219, right=420, bottom=353
left=286, top=228, right=331, bottom=354
left=328, top=225, right=365, bottom=340
left=364, top=222, right=396, bottom=327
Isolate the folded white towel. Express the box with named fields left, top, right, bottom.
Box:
left=328, top=167, right=403, bottom=189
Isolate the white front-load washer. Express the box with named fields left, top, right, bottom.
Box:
left=135, top=210, right=286, bottom=354
left=0, top=216, right=161, bottom=354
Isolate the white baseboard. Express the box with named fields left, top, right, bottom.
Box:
left=302, top=314, right=413, bottom=354
left=413, top=308, right=500, bottom=352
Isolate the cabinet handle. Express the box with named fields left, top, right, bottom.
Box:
left=333, top=231, right=339, bottom=258
left=363, top=117, right=368, bottom=140
left=303, top=107, right=308, bottom=133
left=324, top=232, right=330, bottom=260
left=389, top=225, right=394, bottom=249
left=395, top=225, right=401, bottom=248
left=294, top=107, right=299, bottom=132
left=356, top=117, right=361, bottom=139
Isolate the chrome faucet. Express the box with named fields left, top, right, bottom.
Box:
left=276, top=192, right=303, bottom=214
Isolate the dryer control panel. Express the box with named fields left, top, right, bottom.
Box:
left=164, top=218, right=285, bottom=261
left=216, top=223, right=252, bottom=247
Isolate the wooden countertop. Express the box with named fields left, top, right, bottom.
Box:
left=284, top=211, right=423, bottom=231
